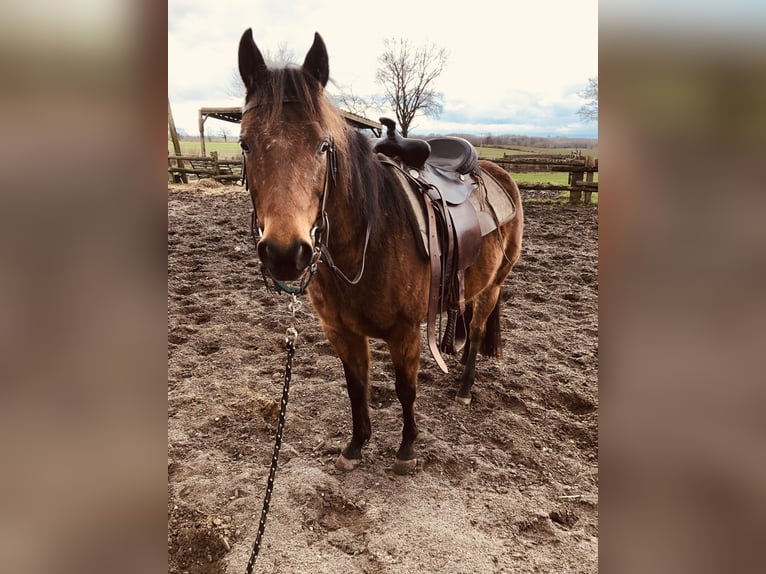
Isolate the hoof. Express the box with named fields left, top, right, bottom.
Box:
left=455, top=394, right=472, bottom=406
left=335, top=453, right=361, bottom=472
left=392, top=457, right=418, bottom=475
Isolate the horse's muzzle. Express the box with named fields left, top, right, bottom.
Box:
left=257, top=237, right=314, bottom=281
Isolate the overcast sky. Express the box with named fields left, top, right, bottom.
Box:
left=168, top=0, right=598, bottom=138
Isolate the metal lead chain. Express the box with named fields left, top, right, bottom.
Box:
left=286, top=295, right=301, bottom=347
left=245, top=297, right=299, bottom=574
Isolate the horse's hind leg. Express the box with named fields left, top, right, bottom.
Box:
left=387, top=323, right=421, bottom=475
left=456, top=285, right=502, bottom=405
left=327, top=330, right=372, bottom=471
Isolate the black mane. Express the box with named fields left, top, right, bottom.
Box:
left=343, top=129, right=412, bottom=249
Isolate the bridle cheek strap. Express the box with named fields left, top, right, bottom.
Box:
left=242, top=133, right=370, bottom=292
left=244, top=135, right=335, bottom=241
left=243, top=137, right=336, bottom=294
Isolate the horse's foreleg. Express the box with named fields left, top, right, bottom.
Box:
left=387, top=324, right=421, bottom=475
left=327, top=330, right=371, bottom=471
left=457, top=286, right=502, bottom=405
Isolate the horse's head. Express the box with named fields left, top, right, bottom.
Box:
left=238, top=29, right=342, bottom=282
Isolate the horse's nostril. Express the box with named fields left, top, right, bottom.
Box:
left=257, top=239, right=272, bottom=264
left=295, top=241, right=314, bottom=271
left=257, top=238, right=313, bottom=281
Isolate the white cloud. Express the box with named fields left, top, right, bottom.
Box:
left=168, top=0, right=598, bottom=137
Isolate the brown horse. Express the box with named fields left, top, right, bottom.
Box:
left=238, top=29, right=523, bottom=474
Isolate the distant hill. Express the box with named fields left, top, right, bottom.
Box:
left=433, top=134, right=598, bottom=150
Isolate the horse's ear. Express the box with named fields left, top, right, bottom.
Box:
left=302, top=32, right=329, bottom=88
left=238, top=28, right=267, bottom=93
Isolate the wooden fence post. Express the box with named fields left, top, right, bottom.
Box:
left=199, top=112, right=207, bottom=157
left=584, top=156, right=595, bottom=204
left=168, top=98, right=188, bottom=184
left=569, top=168, right=583, bottom=204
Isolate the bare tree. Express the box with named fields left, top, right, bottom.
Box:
left=577, top=77, right=598, bottom=122
left=329, top=83, right=378, bottom=119
left=375, top=38, right=447, bottom=137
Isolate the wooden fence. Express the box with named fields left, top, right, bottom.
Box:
left=168, top=151, right=242, bottom=183
left=484, top=153, right=598, bottom=204
left=168, top=150, right=598, bottom=203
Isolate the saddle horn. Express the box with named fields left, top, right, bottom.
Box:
left=372, top=117, right=431, bottom=168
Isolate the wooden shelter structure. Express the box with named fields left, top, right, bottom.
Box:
left=197, top=106, right=382, bottom=156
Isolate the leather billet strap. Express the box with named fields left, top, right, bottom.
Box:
left=380, top=157, right=451, bottom=373
left=422, top=197, right=449, bottom=374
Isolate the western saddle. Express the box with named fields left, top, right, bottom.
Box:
left=374, top=117, right=485, bottom=373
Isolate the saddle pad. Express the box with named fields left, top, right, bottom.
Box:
left=388, top=164, right=517, bottom=260
left=470, top=169, right=517, bottom=235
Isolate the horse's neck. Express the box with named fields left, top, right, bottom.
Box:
left=323, top=133, right=403, bottom=260
left=331, top=134, right=377, bottom=233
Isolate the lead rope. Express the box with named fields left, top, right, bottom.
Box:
left=245, top=295, right=300, bottom=574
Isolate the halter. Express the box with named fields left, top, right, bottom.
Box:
left=241, top=110, right=371, bottom=295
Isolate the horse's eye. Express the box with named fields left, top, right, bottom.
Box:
left=318, top=139, right=330, bottom=154
left=239, top=139, right=250, bottom=153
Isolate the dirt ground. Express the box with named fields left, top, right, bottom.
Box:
left=168, top=180, right=598, bottom=573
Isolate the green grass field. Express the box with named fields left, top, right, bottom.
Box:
left=510, top=171, right=599, bottom=186
left=169, top=140, right=242, bottom=159
left=475, top=146, right=598, bottom=159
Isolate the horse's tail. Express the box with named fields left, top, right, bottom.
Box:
left=480, top=299, right=503, bottom=358
left=457, top=298, right=503, bottom=361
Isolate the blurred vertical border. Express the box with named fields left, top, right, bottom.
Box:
left=2, top=0, right=766, bottom=572
left=600, top=1, right=766, bottom=572
left=0, top=1, right=167, bottom=572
